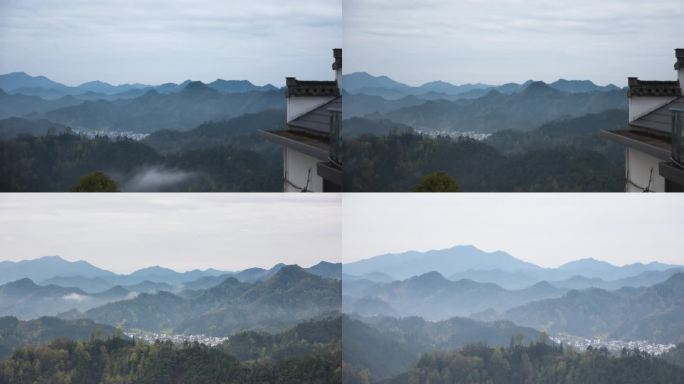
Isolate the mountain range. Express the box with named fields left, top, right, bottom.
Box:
left=0, top=256, right=340, bottom=289
left=343, top=245, right=682, bottom=288
left=345, top=271, right=567, bottom=320
left=344, top=245, right=539, bottom=279
left=0, top=259, right=341, bottom=335
left=0, top=72, right=278, bottom=100
left=343, top=72, right=621, bottom=99
left=345, top=81, right=626, bottom=133
left=499, top=272, right=684, bottom=343
left=0, top=278, right=138, bottom=319
left=0, top=73, right=285, bottom=133
left=0, top=256, right=341, bottom=321
left=343, top=245, right=684, bottom=344
left=67, top=265, right=341, bottom=336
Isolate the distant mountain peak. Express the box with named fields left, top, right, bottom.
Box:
left=78, top=80, right=111, bottom=87
left=421, top=80, right=453, bottom=87
left=523, top=81, right=556, bottom=93
left=266, top=265, right=312, bottom=286
left=661, top=272, right=684, bottom=287
left=272, top=264, right=306, bottom=277
left=212, top=276, right=244, bottom=292
left=312, top=261, right=335, bottom=267
left=183, top=81, right=210, bottom=90
left=38, top=255, right=67, bottom=261
left=211, top=79, right=254, bottom=86
left=6, top=277, right=38, bottom=288
left=559, top=258, right=616, bottom=270
left=528, top=281, right=556, bottom=291
left=344, top=244, right=540, bottom=280
left=411, top=271, right=448, bottom=285
left=130, top=265, right=177, bottom=276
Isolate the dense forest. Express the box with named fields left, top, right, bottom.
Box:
left=0, top=316, right=116, bottom=358
left=0, top=316, right=342, bottom=384
left=0, top=111, right=285, bottom=191
left=662, top=343, right=684, bottom=368
left=0, top=336, right=341, bottom=384
left=221, top=316, right=341, bottom=363
left=343, top=110, right=626, bottom=192
left=342, top=315, right=540, bottom=382
left=363, top=342, right=684, bottom=384
left=72, top=265, right=341, bottom=336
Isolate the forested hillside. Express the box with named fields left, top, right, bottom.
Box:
left=0, top=316, right=117, bottom=358
left=344, top=109, right=626, bottom=192
left=502, top=273, right=684, bottom=343
left=0, top=335, right=340, bottom=384
left=342, top=315, right=540, bottom=381
left=74, top=266, right=341, bottom=336
left=0, top=110, right=284, bottom=191
left=378, top=342, right=684, bottom=384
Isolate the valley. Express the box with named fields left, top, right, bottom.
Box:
left=0, top=255, right=343, bottom=382
left=0, top=72, right=287, bottom=192
left=1, top=71, right=632, bottom=192
left=341, top=244, right=684, bottom=383
left=342, top=72, right=628, bottom=192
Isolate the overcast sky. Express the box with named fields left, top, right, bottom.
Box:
left=342, top=194, right=684, bottom=267
left=345, top=0, right=683, bottom=86
left=0, top=194, right=341, bottom=274
left=0, top=0, right=341, bottom=86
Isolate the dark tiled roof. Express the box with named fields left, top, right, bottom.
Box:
left=259, top=129, right=330, bottom=161
left=332, top=48, right=342, bottom=70
left=261, top=98, right=341, bottom=159
left=288, top=97, right=341, bottom=137
left=601, top=129, right=671, bottom=161
left=630, top=96, right=684, bottom=133
left=628, top=77, right=681, bottom=97
left=675, top=48, right=684, bottom=70
left=285, top=78, right=340, bottom=97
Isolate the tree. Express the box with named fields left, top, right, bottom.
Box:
left=412, top=171, right=459, bottom=192
left=70, top=171, right=118, bottom=192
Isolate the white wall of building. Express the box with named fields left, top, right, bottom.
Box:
left=628, top=96, right=676, bottom=122
left=625, top=148, right=665, bottom=192
left=287, top=96, right=335, bottom=122
left=283, top=147, right=323, bottom=192
left=335, top=68, right=342, bottom=88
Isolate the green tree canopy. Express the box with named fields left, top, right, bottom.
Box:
left=413, top=171, right=459, bottom=192
left=70, top=171, right=118, bottom=192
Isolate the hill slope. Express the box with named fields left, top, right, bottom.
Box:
left=343, top=315, right=540, bottom=381
left=0, top=316, right=117, bottom=358
left=502, top=273, right=684, bottom=343
left=80, top=266, right=341, bottom=335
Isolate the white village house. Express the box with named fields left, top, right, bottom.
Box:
left=602, top=48, right=684, bottom=192
left=261, top=49, right=342, bottom=192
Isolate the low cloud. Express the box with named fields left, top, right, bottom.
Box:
left=125, top=292, right=140, bottom=300
left=62, top=293, right=88, bottom=302
left=123, top=167, right=196, bottom=191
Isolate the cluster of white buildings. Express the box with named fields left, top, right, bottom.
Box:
left=125, top=330, right=230, bottom=347
left=415, top=129, right=491, bottom=141
left=74, top=129, right=149, bottom=141
left=550, top=334, right=675, bottom=356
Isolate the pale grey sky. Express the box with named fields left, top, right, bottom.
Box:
left=0, top=0, right=342, bottom=86
left=342, top=194, right=684, bottom=267
left=344, top=0, right=683, bottom=86
left=0, top=194, right=341, bottom=273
